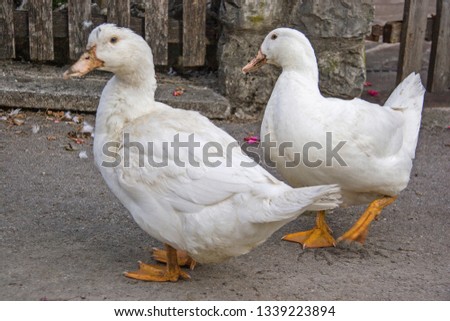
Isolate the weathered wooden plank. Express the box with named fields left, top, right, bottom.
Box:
left=15, top=10, right=74, bottom=38
left=427, top=0, right=450, bottom=92
left=145, top=0, right=169, bottom=65
left=68, top=0, right=92, bottom=60
left=107, top=0, right=130, bottom=27
left=13, top=9, right=214, bottom=65
left=383, top=21, right=403, bottom=43
left=183, top=0, right=207, bottom=67
left=397, top=0, right=430, bottom=83
left=28, top=0, right=54, bottom=61
left=53, top=10, right=70, bottom=38
left=366, top=24, right=383, bottom=42
left=425, top=16, right=435, bottom=41
left=0, top=0, right=15, bottom=59
left=14, top=11, right=212, bottom=45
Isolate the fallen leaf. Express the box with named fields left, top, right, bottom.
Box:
left=6, top=108, right=27, bottom=126
left=12, top=118, right=25, bottom=126
left=68, top=127, right=91, bottom=142
left=368, top=89, right=379, bottom=97
left=13, top=113, right=26, bottom=119
left=64, top=142, right=80, bottom=151
left=53, top=111, right=65, bottom=119
left=47, top=110, right=75, bottom=123
left=47, top=135, right=57, bottom=141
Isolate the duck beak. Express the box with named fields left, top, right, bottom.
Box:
left=242, top=49, right=267, bottom=74
left=63, top=47, right=104, bottom=79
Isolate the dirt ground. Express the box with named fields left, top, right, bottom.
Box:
left=1, top=109, right=449, bottom=301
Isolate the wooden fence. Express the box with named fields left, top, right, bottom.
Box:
left=397, top=0, right=449, bottom=92
left=1, top=1, right=448, bottom=92
left=0, top=0, right=208, bottom=67
left=368, top=0, right=449, bottom=93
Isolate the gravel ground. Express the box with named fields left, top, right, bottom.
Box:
left=1, top=109, right=449, bottom=301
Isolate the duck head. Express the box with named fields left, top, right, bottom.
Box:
left=64, top=24, right=155, bottom=84
left=242, top=28, right=318, bottom=79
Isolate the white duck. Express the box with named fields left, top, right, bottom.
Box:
left=63, top=24, right=341, bottom=281
left=242, top=28, right=425, bottom=248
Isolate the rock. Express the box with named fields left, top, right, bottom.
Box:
left=218, top=0, right=374, bottom=117
left=291, top=0, right=373, bottom=99
left=0, top=61, right=231, bottom=119
left=218, top=0, right=291, bottom=117
left=312, top=37, right=367, bottom=99
left=217, top=31, right=281, bottom=116
left=219, top=0, right=294, bottom=32
left=290, top=0, right=373, bottom=38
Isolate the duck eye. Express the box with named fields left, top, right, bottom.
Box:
left=271, top=34, right=278, bottom=40
left=110, top=37, right=118, bottom=44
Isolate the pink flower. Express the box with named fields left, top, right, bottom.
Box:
left=244, top=135, right=260, bottom=144
left=368, top=89, right=379, bottom=97
left=364, top=81, right=373, bottom=87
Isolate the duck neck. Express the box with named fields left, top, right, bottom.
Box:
left=114, top=58, right=157, bottom=98
left=283, top=62, right=320, bottom=92
left=94, top=59, right=158, bottom=141
left=278, top=39, right=321, bottom=93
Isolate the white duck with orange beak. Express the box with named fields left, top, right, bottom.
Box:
left=64, top=24, right=341, bottom=282
left=243, top=28, right=425, bottom=248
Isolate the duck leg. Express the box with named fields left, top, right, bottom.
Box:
left=282, top=211, right=336, bottom=248
left=337, top=196, right=397, bottom=244
left=124, top=244, right=190, bottom=282
left=152, top=248, right=197, bottom=270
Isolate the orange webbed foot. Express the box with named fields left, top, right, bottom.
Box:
left=124, top=244, right=191, bottom=282
left=283, top=211, right=336, bottom=249
left=337, top=196, right=397, bottom=244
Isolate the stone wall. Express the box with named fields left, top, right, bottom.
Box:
left=218, top=0, right=374, bottom=117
